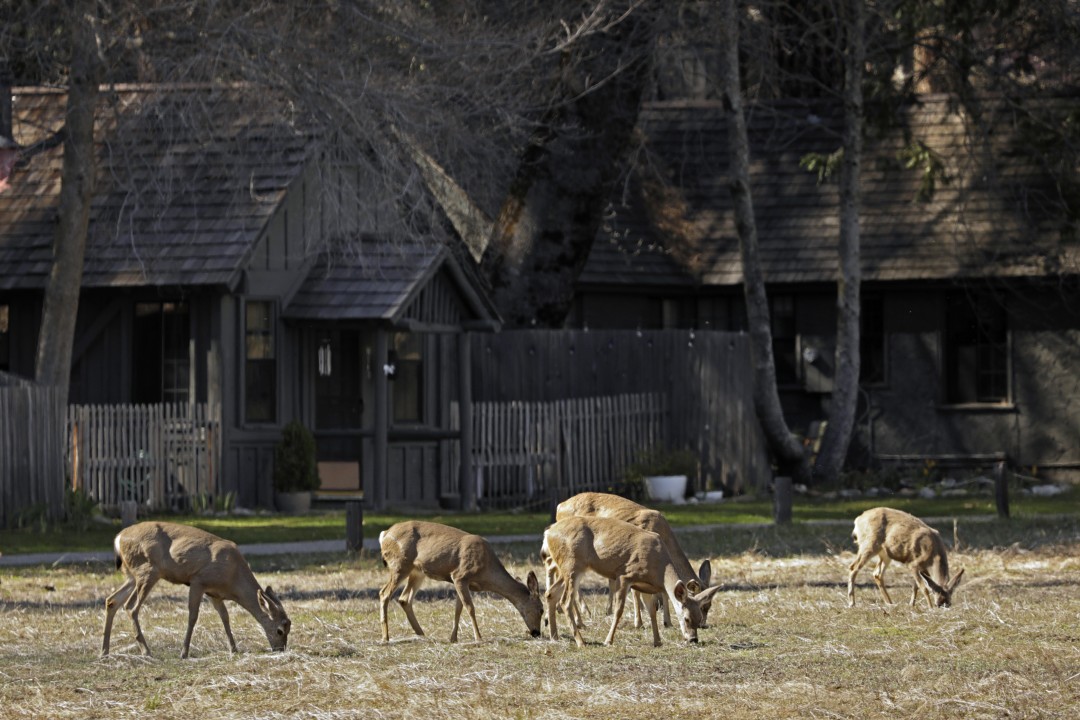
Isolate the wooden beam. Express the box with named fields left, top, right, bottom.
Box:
left=458, top=332, right=476, bottom=511
left=373, top=329, right=389, bottom=511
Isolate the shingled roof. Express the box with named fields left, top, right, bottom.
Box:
left=283, top=237, right=500, bottom=330
left=0, top=84, right=312, bottom=291
left=582, top=95, right=1080, bottom=288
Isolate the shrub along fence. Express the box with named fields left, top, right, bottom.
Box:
left=0, top=372, right=66, bottom=529
left=468, top=330, right=771, bottom=508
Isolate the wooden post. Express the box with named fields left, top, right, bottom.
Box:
left=773, top=476, right=792, bottom=525
left=345, top=500, right=363, bottom=552
left=458, top=333, right=476, bottom=511
left=373, top=330, right=389, bottom=511
left=994, top=460, right=1010, bottom=519
left=120, top=500, right=138, bottom=528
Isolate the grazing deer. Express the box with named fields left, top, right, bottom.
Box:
left=541, top=516, right=722, bottom=647
left=101, top=521, right=291, bottom=658
left=555, top=492, right=713, bottom=627
left=847, top=507, right=965, bottom=609
left=378, top=520, right=543, bottom=643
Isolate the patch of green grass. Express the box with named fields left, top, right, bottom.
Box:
left=2, top=486, right=1077, bottom=556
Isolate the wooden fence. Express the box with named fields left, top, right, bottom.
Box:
left=468, top=393, right=666, bottom=510
left=470, top=330, right=772, bottom=499
left=68, top=403, right=220, bottom=512
left=0, top=373, right=67, bottom=529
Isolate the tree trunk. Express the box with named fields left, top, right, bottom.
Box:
left=814, top=0, right=865, bottom=482
left=719, top=0, right=808, bottom=483
left=481, top=6, right=657, bottom=328
left=34, top=0, right=100, bottom=407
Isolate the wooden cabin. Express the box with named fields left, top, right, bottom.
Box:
left=0, top=84, right=499, bottom=511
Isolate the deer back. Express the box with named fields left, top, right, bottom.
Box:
left=544, top=516, right=668, bottom=591
left=854, top=508, right=951, bottom=582
left=555, top=492, right=709, bottom=589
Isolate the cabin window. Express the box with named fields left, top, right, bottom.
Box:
left=0, top=304, right=9, bottom=372
left=244, top=300, right=277, bottom=423
left=944, top=292, right=1008, bottom=404
left=390, top=332, right=423, bottom=423
left=315, top=329, right=365, bottom=429
left=132, top=302, right=190, bottom=404
left=860, top=295, right=885, bottom=384
left=697, top=295, right=747, bottom=332
left=771, top=294, right=798, bottom=386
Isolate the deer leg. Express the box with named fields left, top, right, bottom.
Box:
left=604, top=579, right=631, bottom=647
left=181, top=582, right=205, bottom=659
left=661, top=591, right=672, bottom=627
left=210, top=596, right=238, bottom=653
left=871, top=555, right=894, bottom=605
left=452, top=577, right=481, bottom=643
left=847, top=547, right=878, bottom=607
left=911, top=568, right=932, bottom=608
left=605, top=578, right=616, bottom=615
left=567, top=574, right=588, bottom=647
left=544, top=573, right=564, bottom=640
left=397, top=571, right=427, bottom=639
left=101, top=577, right=135, bottom=656
left=378, top=564, right=411, bottom=642
left=631, top=591, right=645, bottom=629
left=644, top=590, right=662, bottom=647
left=126, top=573, right=159, bottom=656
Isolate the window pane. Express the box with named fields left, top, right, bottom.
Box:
left=860, top=295, right=885, bottom=384
left=245, top=301, right=276, bottom=422
left=945, top=293, right=1007, bottom=404
left=771, top=295, right=797, bottom=385
left=392, top=332, right=423, bottom=423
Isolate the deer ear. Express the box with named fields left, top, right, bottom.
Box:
left=686, top=579, right=703, bottom=594
left=697, top=559, right=712, bottom=587
left=258, top=588, right=270, bottom=612
left=694, top=584, right=724, bottom=602
left=919, top=571, right=946, bottom=596
left=948, top=568, right=965, bottom=591
left=673, top=581, right=688, bottom=603
left=526, top=570, right=539, bottom=594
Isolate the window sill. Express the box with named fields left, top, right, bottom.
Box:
left=935, top=403, right=1016, bottom=413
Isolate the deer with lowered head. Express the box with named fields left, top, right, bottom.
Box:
left=378, top=520, right=543, bottom=643
left=848, top=507, right=965, bottom=609
left=555, top=492, right=713, bottom=628
left=101, top=521, right=291, bottom=658
left=541, top=515, right=721, bottom=647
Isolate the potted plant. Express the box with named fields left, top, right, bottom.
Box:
left=273, top=419, right=320, bottom=513
left=625, top=446, right=698, bottom=504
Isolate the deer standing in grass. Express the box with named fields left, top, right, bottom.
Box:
left=555, top=492, right=713, bottom=628
left=541, top=516, right=721, bottom=647
left=378, top=520, right=543, bottom=643
left=847, top=507, right=965, bottom=608
left=101, top=521, right=291, bottom=658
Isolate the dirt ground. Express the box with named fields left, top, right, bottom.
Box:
left=1, top=528, right=1078, bottom=719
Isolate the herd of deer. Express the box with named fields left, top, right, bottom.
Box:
left=99, top=493, right=965, bottom=658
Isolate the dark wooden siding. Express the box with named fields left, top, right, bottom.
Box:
left=471, top=330, right=771, bottom=494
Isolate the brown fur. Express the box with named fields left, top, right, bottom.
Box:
left=848, top=507, right=965, bottom=608
left=541, top=516, right=721, bottom=647
left=378, top=520, right=543, bottom=643
left=102, top=521, right=290, bottom=658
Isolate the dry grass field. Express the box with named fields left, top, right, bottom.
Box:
left=1, top=520, right=1078, bottom=719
